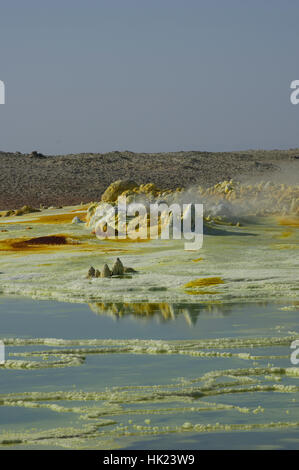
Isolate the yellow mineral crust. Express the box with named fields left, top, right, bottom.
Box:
left=0, top=335, right=299, bottom=449
left=86, top=179, right=299, bottom=231
left=184, top=277, right=224, bottom=288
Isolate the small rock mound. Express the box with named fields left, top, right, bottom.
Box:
left=101, top=264, right=112, bottom=278
left=28, top=150, right=45, bottom=159
left=124, top=267, right=137, bottom=273
left=86, top=258, right=137, bottom=279
left=14, top=205, right=41, bottom=216
left=71, top=216, right=84, bottom=224
left=2, top=210, right=14, bottom=217
left=112, top=258, right=124, bottom=275
left=87, top=266, right=96, bottom=279
left=1, top=206, right=40, bottom=217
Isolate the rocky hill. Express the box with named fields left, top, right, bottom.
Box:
left=0, top=149, right=298, bottom=210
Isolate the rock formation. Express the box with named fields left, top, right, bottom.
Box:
left=71, top=216, right=84, bottom=224
left=87, top=266, right=96, bottom=278
left=112, top=258, right=124, bottom=275
left=101, top=180, right=139, bottom=203
left=101, top=264, right=112, bottom=278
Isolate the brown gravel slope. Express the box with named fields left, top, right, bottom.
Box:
left=0, top=149, right=298, bottom=210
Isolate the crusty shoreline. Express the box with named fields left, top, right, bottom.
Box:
left=0, top=149, right=298, bottom=210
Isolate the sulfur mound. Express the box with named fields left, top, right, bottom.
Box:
left=101, top=264, right=112, bottom=278
left=85, top=259, right=136, bottom=279
left=112, top=257, right=124, bottom=275
left=101, top=180, right=139, bottom=203
left=85, top=179, right=299, bottom=242
left=87, top=266, right=96, bottom=278
left=2, top=205, right=40, bottom=217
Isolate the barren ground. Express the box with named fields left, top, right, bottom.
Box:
left=0, top=148, right=298, bottom=210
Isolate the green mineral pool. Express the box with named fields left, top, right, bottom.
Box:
left=0, top=297, right=298, bottom=450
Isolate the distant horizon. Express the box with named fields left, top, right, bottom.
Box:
left=1, top=146, right=299, bottom=156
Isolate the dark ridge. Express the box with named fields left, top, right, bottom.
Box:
left=0, top=148, right=298, bottom=210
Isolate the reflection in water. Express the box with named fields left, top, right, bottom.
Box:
left=1, top=298, right=298, bottom=449
left=88, top=301, right=271, bottom=326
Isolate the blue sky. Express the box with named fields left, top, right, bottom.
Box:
left=0, top=0, right=298, bottom=154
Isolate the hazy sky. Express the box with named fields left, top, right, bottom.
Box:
left=0, top=0, right=298, bottom=154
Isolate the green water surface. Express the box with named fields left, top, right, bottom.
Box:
left=0, top=297, right=298, bottom=450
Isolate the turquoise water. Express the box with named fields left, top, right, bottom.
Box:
left=0, top=296, right=298, bottom=449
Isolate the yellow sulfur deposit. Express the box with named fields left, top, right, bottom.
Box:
left=184, top=277, right=224, bottom=288
left=86, top=179, right=299, bottom=236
